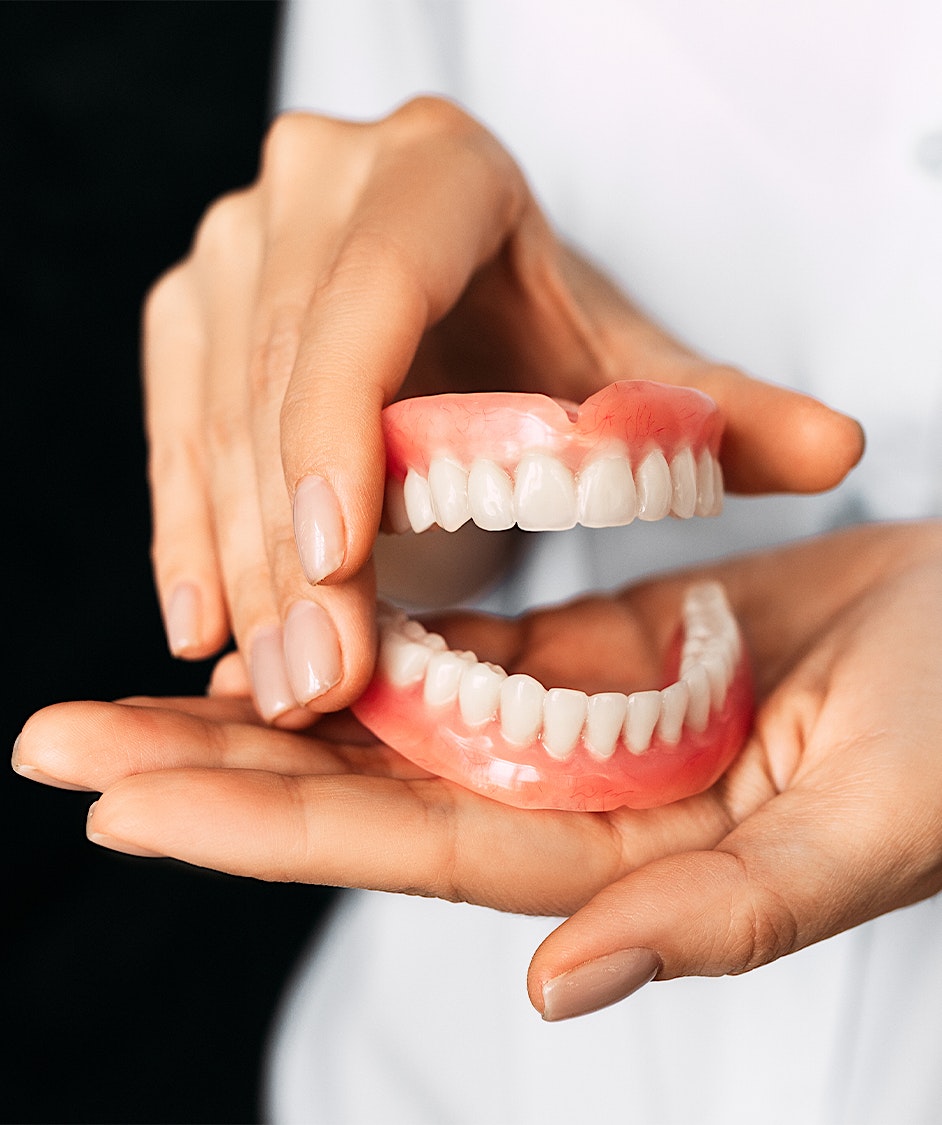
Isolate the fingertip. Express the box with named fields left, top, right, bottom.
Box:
left=163, top=581, right=229, bottom=660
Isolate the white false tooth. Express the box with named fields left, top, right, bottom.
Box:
left=635, top=449, right=672, bottom=521
left=710, top=457, right=725, bottom=515
left=428, top=458, right=471, bottom=532
left=458, top=661, right=507, bottom=727
left=467, top=460, right=516, bottom=530
left=383, top=475, right=412, bottom=534
left=513, top=452, right=577, bottom=531
left=657, top=681, right=689, bottom=745
left=424, top=650, right=475, bottom=707
left=694, top=449, right=716, bottom=517
left=403, top=469, right=436, bottom=533
left=419, top=631, right=450, bottom=653
left=576, top=457, right=637, bottom=527
left=499, top=674, right=547, bottom=745
left=700, top=651, right=730, bottom=710
left=669, top=447, right=698, bottom=519
left=379, top=634, right=433, bottom=687
left=402, top=619, right=448, bottom=651
left=542, top=688, right=588, bottom=760
left=585, top=692, right=628, bottom=759
left=624, top=691, right=661, bottom=754
left=682, top=665, right=711, bottom=732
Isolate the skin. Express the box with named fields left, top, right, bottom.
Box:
left=14, top=520, right=942, bottom=1017
left=143, top=98, right=864, bottom=724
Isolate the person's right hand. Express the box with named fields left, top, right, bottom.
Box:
left=145, top=97, right=864, bottom=726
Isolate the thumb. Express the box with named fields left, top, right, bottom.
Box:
left=528, top=783, right=924, bottom=1022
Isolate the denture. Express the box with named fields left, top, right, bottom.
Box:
left=354, top=582, right=753, bottom=811
left=380, top=381, right=724, bottom=534
left=353, top=381, right=753, bottom=811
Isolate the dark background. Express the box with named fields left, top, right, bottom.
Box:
left=3, top=3, right=336, bottom=1121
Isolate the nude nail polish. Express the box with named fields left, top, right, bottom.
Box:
left=540, top=948, right=660, bottom=1022
left=284, top=601, right=342, bottom=703
left=165, top=582, right=201, bottom=655
left=250, top=626, right=298, bottom=721
left=293, top=475, right=345, bottom=584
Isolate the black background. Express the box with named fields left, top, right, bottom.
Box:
left=3, top=3, right=335, bottom=1121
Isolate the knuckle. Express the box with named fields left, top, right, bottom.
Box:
left=721, top=852, right=801, bottom=974
left=386, top=94, right=475, bottom=139
left=247, top=306, right=304, bottom=403
left=261, top=111, right=343, bottom=181
left=192, top=187, right=258, bottom=260
left=142, top=262, right=190, bottom=332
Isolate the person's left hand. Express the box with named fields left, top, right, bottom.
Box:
left=13, top=520, right=942, bottom=1020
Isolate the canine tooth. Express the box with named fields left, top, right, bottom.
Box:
left=624, top=690, right=661, bottom=754
left=468, top=460, right=516, bottom=531
left=458, top=661, right=507, bottom=726
left=542, top=688, right=588, bottom=760
left=499, top=674, right=547, bottom=745
left=403, top=469, right=436, bottom=533
left=383, top=475, right=412, bottom=534
left=669, top=447, right=698, bottom=519
left=710, top=458, right=724, bottom=515
left=513, top=453, right=577, bottom=531
left=576, top=457, right=637, bottom=527
left=657, top=681, right=689, bottom=745
left=695, top=450, right=716, bottom=516
left=585, top=692, right=628, bottom=759
left=635, top=449, right=672, bottom=521
left=424, top=650, right=475, bottom=707
left=682, top=665, right=711, bottom=732
left=378, top=633, right=432, bottom=686
left=428, top=458, right=471, bottom=532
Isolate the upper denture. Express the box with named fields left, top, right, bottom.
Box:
left=382, top=381, right=724, bottom=534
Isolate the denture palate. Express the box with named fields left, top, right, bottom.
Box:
left=381, top=382, right=725, bottom=535
left=375, top=581, right=742, bottom=762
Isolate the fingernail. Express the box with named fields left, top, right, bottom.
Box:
left=165, top=582, right=202, bottom=655
left=250, top=625, right=299, bottom=721
left=284, top=601, right=342, bottom=703
left=293, top=475, right=345, bottom=584
left=86, top=802, right=164, bottom=858
left=541, top=948, right=660, bottom=1022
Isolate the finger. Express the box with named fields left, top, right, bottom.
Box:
left=689, top=366, right=865, bottom=494
left=144, top=263, right=229, bottom=658
left=281, top=100, right=530, bottom=587
left=529, top=562, right=942, bottom=1019
left=12, top=699, right=414, bottom=793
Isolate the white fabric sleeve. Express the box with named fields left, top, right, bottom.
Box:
left=276, top=0, right=463, bottom=118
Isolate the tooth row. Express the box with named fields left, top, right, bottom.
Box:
left=385, top=447, right=723, bottom=534
left=377, top=582, right=740, bottom=760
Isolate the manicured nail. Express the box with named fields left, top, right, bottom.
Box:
left=293, top=475, right=345, bottom=584
left=541, top=948, right=660, bottom=1022
left=86, top=802, right=164, bottom=858
left=284, top=601, right=342, bottom=703
left=250, top=625, right=298, bottom=721
left=165, top=582, right=202, bottom=655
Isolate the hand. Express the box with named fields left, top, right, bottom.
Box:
left=145, top=97, right=863, bottom=724
left=15, top=521, right=941, bottom=1018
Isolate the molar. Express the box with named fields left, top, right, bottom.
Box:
left=542, top=688, right=589, bottom=760
left=576, top=456, right=637, bottom=527
left=624, top=690, right=661, bottom=754
left=467, top=459, right=516, bottom=531
left=635, top=449, right=673, bottom=521
left=403, top=469, right=436, bottom=533
left=458, top=661, right=507, bottom=726
left=428, top=458, right=471, bottom=532
left=513, top=452, right=578, bottom=531
left=681, top=664, right=711, bottom=732
left=669, top=447, right=698, bottom=519
left=424, top=649, right=476, bottom=707
left=584, top=692, right=629, bottom=759
left=499, top=673, right=547, bottom=744
left=379, top=633, right=432, bottom=687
